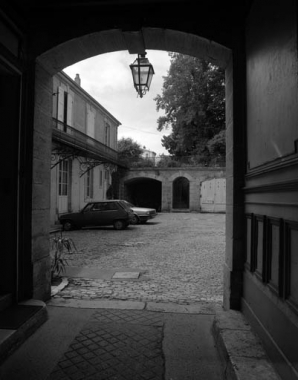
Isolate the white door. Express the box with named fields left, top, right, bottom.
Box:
left=200, top=178, right=226, bottom=212
left=200, top=178, right=215, bottom=212
left=214, top=178, right=226, bottom=212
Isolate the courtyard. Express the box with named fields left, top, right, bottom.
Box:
left=52, top=212, right=225, bottom=306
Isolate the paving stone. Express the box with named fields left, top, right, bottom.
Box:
left=112, top=272, right=140, bottom=279
left=215, top=310, right=251, bottom=331
left=221, top=329, right=267, bottom=359
left=59, top=213, right=225, bottom=306
left=213, top=309, right=281, bottom=380
left=48, top=310, right=164, bottom=380
left=226, top=356, right=281, bottom=380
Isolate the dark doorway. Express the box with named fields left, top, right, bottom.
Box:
left=125, top=178, right=162, bottom=212
left=0, top=61, right=21, bottom=300
left=173, top=177, right=189, bottom=209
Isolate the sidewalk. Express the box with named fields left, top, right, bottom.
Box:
left=0, top=299, right=281, bottom=380
left=0, top=215, right=281, bottom=379
left=0, top=300, right=223, bottom=380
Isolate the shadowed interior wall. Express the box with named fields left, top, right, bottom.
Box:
left=243, top=1, right=298, bottom=379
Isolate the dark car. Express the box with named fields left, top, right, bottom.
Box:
left=59, top=200, right=135, bottom=231
left=122, top=200, right=157, bottom=224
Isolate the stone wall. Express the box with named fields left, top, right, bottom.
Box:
left=121, top=167, right=226, bottom=212
left=223, top=35, right=247, bottom=311
left=32, top=63, right=53, bottom=301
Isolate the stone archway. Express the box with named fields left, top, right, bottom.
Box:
left=37, top=29, right=231, bottom=75
left=32, top=26, right=242, bottom=311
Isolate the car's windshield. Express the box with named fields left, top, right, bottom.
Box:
left=82, top=203, right=94, bottom=212
left=120, top=200, right=133, bottom=211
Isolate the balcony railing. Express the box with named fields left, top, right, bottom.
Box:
left=52, top=118, right=118, bottom=164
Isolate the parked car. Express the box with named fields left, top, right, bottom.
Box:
left=59, top=200, right=135, bottom=231
left=122, top=200, right=157, bottom=224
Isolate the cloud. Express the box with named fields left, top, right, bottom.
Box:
left=64, top=50, right=171, bottom=155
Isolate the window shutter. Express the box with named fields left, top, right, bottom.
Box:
left=57, top=86, right=64, bottom=122
left=87, top=107, right=95, bottom=138
left=67, top=93, right=73, bottom=127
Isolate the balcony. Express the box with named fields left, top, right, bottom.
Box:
left=52, top=119, right=118, bottom=165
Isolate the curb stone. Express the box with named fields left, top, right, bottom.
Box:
left=0, top=300, right=47, bottom=365
left=51, top=277, right=69, bottom=297
left=212, top=309, right=281, bottom=380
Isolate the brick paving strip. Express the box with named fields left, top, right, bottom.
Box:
left=48, top=309, right=164, bottom=380
left=53, top=277, right=222, bottom=305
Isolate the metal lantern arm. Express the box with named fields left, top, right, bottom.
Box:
left=130, top=52, right=155, bottom=98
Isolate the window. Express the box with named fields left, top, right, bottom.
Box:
left=92, top=203, right=102, bottom=211
left=108, top=202, right=119, bottom=210
left=101, top=202, right=118, bottom=211
left=105, top=169, right=110, bottom=185
left=87, top=106, right=95, bottom=138
left=85, top=169, right=94, bottom=198
left=99, top=170, right=103, bottom=187
left=57, top=87, right=73, bottom=131
left=105, top=123, right=110, bottom=146
left=58, top=160, right=68, bottom=196
left=83, top=203, right=93, bottom=212
left=63, top=92, right=68, bottom=131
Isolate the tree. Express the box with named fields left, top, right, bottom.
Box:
left=110, top=137, right=144, bottom=199
left=154, top=53, right=225, bottom=162
left=117, top=137, right=144, bottom=166
left=207, top=129, right=226, bottom=161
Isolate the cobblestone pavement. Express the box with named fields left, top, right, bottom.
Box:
left=54, top=212, right=225, bottom=305
left=48, top=309, right=165, bottom=380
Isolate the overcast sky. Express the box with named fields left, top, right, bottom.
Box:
left=63, top=50, right=172, bottom=155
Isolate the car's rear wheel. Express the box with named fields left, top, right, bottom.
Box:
left=62, top=220, right=75, bottom=231
left=130, top=214, right=139, bottom=225
left=113, top=220, right=126, bottom=230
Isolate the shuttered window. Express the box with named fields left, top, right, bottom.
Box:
left=58, top=160, right=69, bottom=196
left=85, top=169, right=94, bottom=198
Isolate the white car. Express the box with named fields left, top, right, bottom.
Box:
left=123, top=201, right=157, bottom=224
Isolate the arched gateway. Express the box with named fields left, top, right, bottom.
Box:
left=172, top=177, right=190, bottom=210
left=2, top=3, right=298, bottom=377
left=33, top=27, right=236, bottom=306
left=0, top=7, right=240, bottom=310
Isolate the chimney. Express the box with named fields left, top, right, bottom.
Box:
left=74, top=73, right=81, bottom=86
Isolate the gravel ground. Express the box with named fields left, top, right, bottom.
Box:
left=55, top=212, right=225, bottom=305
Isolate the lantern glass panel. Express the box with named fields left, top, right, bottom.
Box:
left=147, top=67, right=154, bottom=88
left=139, top=66, right=149, bottom=85
left=131, top=66, right=139, bottom=84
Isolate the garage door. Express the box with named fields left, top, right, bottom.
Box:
left=200, top=178, right=226, bottom=213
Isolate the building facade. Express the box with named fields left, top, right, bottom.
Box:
left=51, top=72, right=121, bottom=225
left=141, top=148, right=157, bottom=165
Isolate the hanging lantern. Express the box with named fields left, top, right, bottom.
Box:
left=129, top=52, right=155, bottom=98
